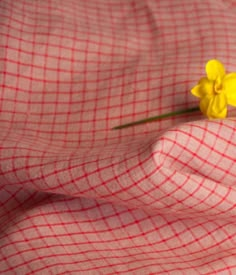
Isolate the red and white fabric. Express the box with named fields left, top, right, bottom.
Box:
left=1, top=0, right=236, bottom=274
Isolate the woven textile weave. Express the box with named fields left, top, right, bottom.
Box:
left=1, top=0, right=236, bottom=274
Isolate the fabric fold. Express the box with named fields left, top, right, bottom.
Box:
left=1, top=0, right=236, bottom=273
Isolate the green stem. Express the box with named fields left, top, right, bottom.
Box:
left=112, top=106, right=200, bottom=130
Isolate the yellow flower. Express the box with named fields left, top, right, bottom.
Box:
left=191, top=59, right=236, bottom=118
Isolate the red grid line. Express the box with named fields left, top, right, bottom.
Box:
left=1, top=0, right=236, bottom=274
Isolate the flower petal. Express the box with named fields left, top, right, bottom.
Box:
left=191, top=84, right=201, bottom=98
left=223, top=73, right=236, bottom=106
left=211, top=93, right=227, bottom=117
left=205, top=59, right=225, bottom=81
left=200, top=93, right=227, bottom=118
left=191, top=77, right=214, bottom=98
left=199, top=95, right=211, bottom=117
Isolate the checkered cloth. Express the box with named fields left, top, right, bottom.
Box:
left=1, top=0, right=236, bottom=274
